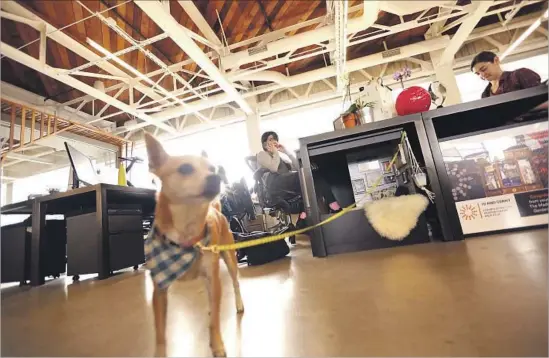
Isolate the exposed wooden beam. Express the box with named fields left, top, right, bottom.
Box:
left=257, top=0, right=274, bottom=31
left=30, top=110, right=36, bottom=142
left=178, top=0, right=222, bottom=48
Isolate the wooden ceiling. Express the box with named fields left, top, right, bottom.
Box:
left=1, top=0, right=545, bottom=126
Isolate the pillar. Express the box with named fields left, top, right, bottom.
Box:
left=5, top=182, right=14, bottom=205
left=430, top=49, right=462, bottom=106
left=245, top=97, right=262, bottom=154
left=245, top=112, right=262, bottom=154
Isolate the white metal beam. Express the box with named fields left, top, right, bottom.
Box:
left=0, top=41, right=177, bottom=134
left=115, top=10, right=543, bottom=134
left=39, top=24, right=46, bottom=66
left=466, top=12, right=544, bottom=42
left=0, top=10, right=41, bottom=27
left=437, top=1, right=494, bottom=65
left=177, top=0, right=222, bottom=48
left=221, top=1, right=533, bottom=73
left=406, top=57, right=433, bottom=71
left=221, top=0, right=381, bottom=70
left=2, top=150, right=56, bottom=168
left=235, top=36, right=449, bottom=88
left=115, top=35, right=449, bottom=134
left=135, top=0, right=252, bottom=114
left=260, top=38, right=547, bottom=118
left=0, top=0, right=164, bottom=104
left=483, top=36, right=505, bottom=52
left=60, top=4, right=540, bottom=125
left=5, top=153, right=55, bottom=165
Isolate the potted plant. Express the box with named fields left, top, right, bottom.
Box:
left=341, top=97, right=376, bottom=128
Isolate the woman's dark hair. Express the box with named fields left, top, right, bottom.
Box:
left=260, top=131, right=278, bottom=150
left=470, top=51, right=498, bottom=71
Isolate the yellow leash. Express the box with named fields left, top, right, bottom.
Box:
left=199, top=133, right=405, bottom=254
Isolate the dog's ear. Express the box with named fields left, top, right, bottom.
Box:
left=144, top=132, right=168, bottom=171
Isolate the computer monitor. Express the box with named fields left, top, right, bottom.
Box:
left=64, top=142, right=99, bottom=188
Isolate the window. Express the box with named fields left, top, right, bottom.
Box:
left=260, top=102, right=342, bottom=153
left=1, top=167, right=70, bottom=226
left=11, top=167, right=70, bottom=203
left=132, top=121, right=254, bottom=189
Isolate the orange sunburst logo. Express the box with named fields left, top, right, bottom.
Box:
left=459, top=204, right=479, bottom=220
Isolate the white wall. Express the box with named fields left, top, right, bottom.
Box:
left=259, top=103, right=342, bottom=153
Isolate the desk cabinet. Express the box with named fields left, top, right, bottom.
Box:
left=1, top=224, right=29, bottom=284
left=66, top=211, right=144, bottom=278
left=319, top=210, right=429, bottom=255
left=1, top=220, right=66, bottom=284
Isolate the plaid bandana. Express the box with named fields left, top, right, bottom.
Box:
left=144, top=225, right=211, bottom=290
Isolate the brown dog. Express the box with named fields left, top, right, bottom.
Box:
left=144, top=133, right=244, bottom=357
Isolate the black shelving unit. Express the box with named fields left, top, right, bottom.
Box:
left=298, top=114, right=445, bottom=257
left=422, top=85, right=548, bottom=241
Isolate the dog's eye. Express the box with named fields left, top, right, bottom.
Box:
left=178, top=163, right=194, bottom=175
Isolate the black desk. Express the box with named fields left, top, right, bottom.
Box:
left=298, top=113, right=445, bottom=257
left=2, top=184, right=156, bottom=286
left=1, top=200, right=33, bottom=215
left=423, top=85, right=548, bottom=240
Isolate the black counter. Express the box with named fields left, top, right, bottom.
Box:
left=298, top=85, right=548, bottom=257
left=423, top=85, right=548, bottom=240
left=298, top=114, right=441, bottom=257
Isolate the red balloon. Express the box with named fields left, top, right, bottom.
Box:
left=395, top=86, right=431, bottom=116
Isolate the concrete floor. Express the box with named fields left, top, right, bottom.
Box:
left=2, top=229, right=547, bottom=357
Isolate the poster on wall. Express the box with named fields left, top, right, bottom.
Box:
left=439, top=122, right=548, bottom=235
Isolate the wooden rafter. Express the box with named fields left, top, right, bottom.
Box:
left=1, top=99, right=130, bottom=158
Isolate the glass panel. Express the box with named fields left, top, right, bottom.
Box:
left=439, top=122, right=548, bottom=234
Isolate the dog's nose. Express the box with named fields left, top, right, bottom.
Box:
left=203, top=174, right=221, bottom=198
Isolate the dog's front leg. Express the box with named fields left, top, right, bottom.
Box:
left=222, top=250, right=244, bottom=314
left=152, top=286, right=168, bottom=348
left=204, top=254, right=226, bottom=357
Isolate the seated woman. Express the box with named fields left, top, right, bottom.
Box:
left=256, top=131, right=341, bottom=229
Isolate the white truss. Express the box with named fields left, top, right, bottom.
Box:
left=0, top=0, right=546, bottom=141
